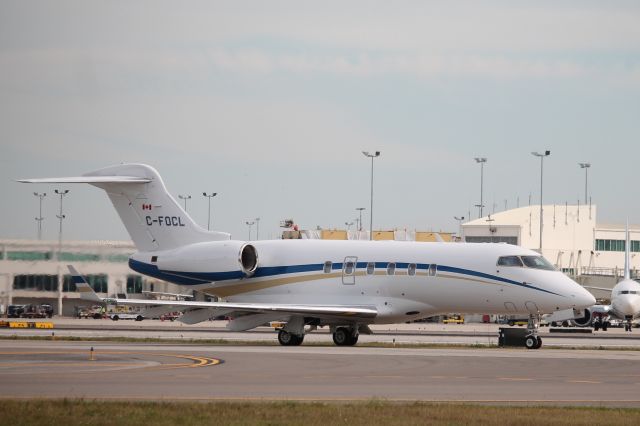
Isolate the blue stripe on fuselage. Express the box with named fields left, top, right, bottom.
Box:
left=128, top=258, right=561, bottom=297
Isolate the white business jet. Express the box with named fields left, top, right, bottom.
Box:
left=576, top=222, right=640, bottom=332
left=19, top=163, right=595, bottom=348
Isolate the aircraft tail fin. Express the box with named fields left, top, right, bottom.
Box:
left=624, top=219, right=630, bottom=280
left=18, top=164, right=230, bottom=251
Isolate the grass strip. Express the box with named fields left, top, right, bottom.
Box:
left=0, top=400, right=639, bottom=426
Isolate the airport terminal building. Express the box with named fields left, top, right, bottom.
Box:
left=0, top=239, right=185, bottom=316
left=462, top=204, right=639, bottom=297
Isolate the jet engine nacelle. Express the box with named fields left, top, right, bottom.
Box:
left=155, top=240, right=258, bottom=276
left=571, top=308, right=592, bottom=327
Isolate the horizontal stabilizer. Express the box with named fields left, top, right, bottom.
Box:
left=17, top=176, right=151, bottom=184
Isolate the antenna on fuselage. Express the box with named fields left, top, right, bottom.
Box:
left=624, top=218, right=630, bottom=280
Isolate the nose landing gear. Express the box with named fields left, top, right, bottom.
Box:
left=525, top=314, right=542, bottom=349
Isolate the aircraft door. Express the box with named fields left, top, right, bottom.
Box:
left=342, top=256, right=357, bottom=285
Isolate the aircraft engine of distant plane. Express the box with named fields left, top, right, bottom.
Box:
left=571, top=308, right=592, bottom=327
left=155, top=240, right=259, bottom=277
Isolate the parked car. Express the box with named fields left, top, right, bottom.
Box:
left=110, top=313, right=144, bottom=321
left=7, top=304, right=26, bottom=318
left=20, top=304, right=52, bottom=319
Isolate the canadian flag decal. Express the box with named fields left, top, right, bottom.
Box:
left=142, top=204, right=152, bottom=210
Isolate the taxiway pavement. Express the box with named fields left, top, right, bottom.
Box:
left=1, top=340, right=640, bottom=406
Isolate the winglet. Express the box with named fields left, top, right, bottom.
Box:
left=67, top=265, right=103, bottom=302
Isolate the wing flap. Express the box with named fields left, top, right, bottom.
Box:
left=102, top=297, right=378, bottom=319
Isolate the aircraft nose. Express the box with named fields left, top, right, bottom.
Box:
left=614, top=297, right=638, bottom=316
left=562, top=275, right=595, bottom=308
left=573, top=285, right=596, bottom=308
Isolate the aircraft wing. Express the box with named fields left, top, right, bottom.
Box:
left=68, top=266, right=377, bottom=326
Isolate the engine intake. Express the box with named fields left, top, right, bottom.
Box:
left=571, top=308, right=592, bottom=327
left=240, top=243, right=258, bottom=276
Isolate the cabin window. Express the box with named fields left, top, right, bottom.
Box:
left=428, top=264, right=437, bottom=277
left=366, top=262, right=375, bottom=275
left=344, top=261, right=355, bottom=275
left=387, top=262, right=396, bottom=275
left=497, top=256, right=523, bottom=267
left=408, top=263, right=417, bottom=276
left=323, top=261, right=332, bottom=274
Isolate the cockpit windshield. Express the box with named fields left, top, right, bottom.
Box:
left=497, top=255, right=556, bottom=271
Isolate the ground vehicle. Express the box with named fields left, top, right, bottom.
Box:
left=442, top=314, right=465, bottom=324
left=7, top=305, right=26, bottom=318
left=76, top=305, right=105, bottom=319
left=39, top=304, right=54, bottom=318
left=20, top=304, right=52, bottom=319
left=110, top=313, right=144, bottom=321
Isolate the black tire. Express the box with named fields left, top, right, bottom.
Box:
left=525, top=335, right=537, bottom=349
left=135, top=315, right=144, bottom=322
left=111, top=315, right=119, bottom=321
left=333, top=327, right=358, bottom=346
left=602, top=322, right=608, bottom=332
left=534, top=336, right=542, bottom=349
left=507, top=320, right=514, bottom=326
left=333, top=327, right=350, bottom=346
left=594, top=323, right=600, bottom=331
left=347, top=334, right=359, bottom=346
left=290, top=334, right=304, bottom=346
left=278, top=330, right=302, bottom=346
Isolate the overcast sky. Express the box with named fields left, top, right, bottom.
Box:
left=1, top=1, right=639, bottom=242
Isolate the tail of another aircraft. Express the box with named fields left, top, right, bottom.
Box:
left=18, top=163, right=230, bottom=252
left=624, top=219, right=630, bottom=280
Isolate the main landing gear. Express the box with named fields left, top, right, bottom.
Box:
left=624, top=317, right=634, bottom=332
left=332, top=327, right=359, bottom=346
left=277, top=329, right=304, bottom=346
left=525, top=314, right=543, bottom=349
left=277, top=327, right=360, bottom=346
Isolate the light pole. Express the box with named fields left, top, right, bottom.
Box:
left=245, top=220, right=255, bottom=240
left=474, top=157, right=487, bottom=218
left=578, top=162, right=591, bottom=205
left=531, top=150, right=551, bottom=251
left=356, top=207, right=365, bottom=231
left=178, top=194, right=191, bottom=211
left=54, top=189, right=69, bottom=261
left=345, top=221, right=354, bottom=231
left=362, top=151, right=380, bottom=240
left=255, top=217, right=261, bottom=240
left=33, top=192, right=46, bottom=240
left=202, top=192, right=217, bottom=230
left=454, top=216, right=465, bottom=241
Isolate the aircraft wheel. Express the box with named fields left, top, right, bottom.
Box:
left=333, top=327, right=351, bottom=346
left=525, top=335, right=538, bottom=350
left=602, top=322, right=608, bottom=332
left=278, top=330, right=294, bottom=346
left=594, top=323, right=600, bottom=331
left=534, top=336, right=542, bottom=349
left=291, top=333, right=304, bottom=346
